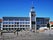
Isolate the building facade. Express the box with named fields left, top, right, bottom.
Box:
left=2, top=17, right=30, bottom=31
left=0, top=5, right=50, bottom=31
left=36, top=17, right=49, bottom=30
left=0, top=19, right=2, bottom=30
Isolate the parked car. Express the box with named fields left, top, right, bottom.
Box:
left=39, top=27, right=49, bottom=30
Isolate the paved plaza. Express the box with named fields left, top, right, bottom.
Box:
left=0, top=31, right=53, bottom=40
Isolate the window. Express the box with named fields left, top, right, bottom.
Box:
left=3, top=22, right=9, bottom=24
left=3, top=28, right=7, bottom=30
left=20, top=22, right=22, bottom=24
left=9, top=25, right=11, bottom=27
left=28, top=22, right=30, bottom=24
left=20, top=25, right=22, bottom=27
left=3, top=28, right=6, bottom=30
left=20, top=22, right=24, bottom=24
left=15, top=25, right=16, bottom=27
left=15, top=22, right=17, bottom=24
left=17, top=25, right=19, bottom=27
left=23, top=25, right=24, bottom=27
left=24, top=22, right=30, bottom=24
left=23, top=22, right=24, bottom=24
left=6, top=25, right=8, bottom=27
left=17, top=22, right=19, bottom=24
left=25, top=22, right=27, bottom=24
left=12, top=25, right=14, bottom=27
left=3, top=25, right=6, bottom=27
left=11, top=28, right=13, bottom=30
left=25, top=19, right=29, bottom=21
left=15, top=28, right=16, bottom=30
left=9, top=22, right=12, bottom=24
left=28, top=25, right=30, bottom=27
left=26, top=25, right=27, bottom=27
left=32, top=21, right=35, bottom=24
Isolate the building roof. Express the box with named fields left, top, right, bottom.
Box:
left=50, top=21, right=53, bottom=25
left=36, top=17, right=50, bottom=19
left=0, top=19, right=2, bottom=23
left=3, top=17, right=50, bottom=21
left=3, top=17, right=30, bottom=21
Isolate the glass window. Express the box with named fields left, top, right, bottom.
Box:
left=9, top=22, right=15, bottom=24
left=17, top=22, right=19, bottom=24
left=28, top=22, right=30, bottom=24
left=20, top=25, right=22, bottom=27
left=9, top=22, right=12, bottom=24
left=12, top=25, right=14, bottom=27
left=20, top=22, right=23, bottom=24
left=15, top=22, right=17, bottom=24
left=32, top=21, right=35, bottom=24
left=9, top=25, right=11, bottom=27
left=3, top=28, right=6, bottom=30
left=17, top=25, right=19, bottom=27
left=3, top=25, right=6, bottom=27
left=3, top=22, right=9, bottom=24
left=6, top=25, right=8, bottom=27
left=20, top=19, right=24, bottom=21
left=25, top=22, right=27, bottom=24
left=15, top=25, right=16, bottom=27
left=28, top=25, right=30, bottom=27
left=26, top=25, right=27, bottom=27
left=23, top=25, right=24, bottom=27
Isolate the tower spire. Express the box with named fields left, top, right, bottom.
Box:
left=32, top=1, right=34, bottom=8
left=31, top=1, right=35, bottom=11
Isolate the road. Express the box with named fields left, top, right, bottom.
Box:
left=0, top=30, right=53, bottom=40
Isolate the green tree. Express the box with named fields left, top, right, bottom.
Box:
left=47, top=23, right=50, bottom=29
left=51, top=25, right=53, bottom=27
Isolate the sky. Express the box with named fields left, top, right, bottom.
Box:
left=0, top=0, right=53, bottom=21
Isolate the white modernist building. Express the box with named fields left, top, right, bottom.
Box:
left=0, top=4, right=49, bottom=31
left=1, top=5, right=36, bottom=31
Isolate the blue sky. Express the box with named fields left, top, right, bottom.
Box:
left=0, top=0, right=53, bottom=21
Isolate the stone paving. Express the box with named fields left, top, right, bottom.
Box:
left=0, top=31, right=53, bottom=40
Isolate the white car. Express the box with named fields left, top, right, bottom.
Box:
left=39, top=27, right=49, bottom=30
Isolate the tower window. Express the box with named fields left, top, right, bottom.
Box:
left=31, top=21, right=35, bottom=24
left=31, top=13, right=35, bottom=17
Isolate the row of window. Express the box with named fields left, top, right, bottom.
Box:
left=3, top=22, right=19, bottom=24
left=3, top=22, right=30, bottom=24
left=3, top=28, right=16, bottom=30
left=3, top=25, right=19, bottom=27
left=20, top=25, right=30, bottom=27
left=3, top=25, right=30, bottom=27
left=36, top=21, right=48, bottom=24
left=3, top=28, right=28, bottom=30
left=20, top=22, right=30, bottom=24
left=36, top=19, right=49, bottom=24
left=3, top=19, right=29, bottom=21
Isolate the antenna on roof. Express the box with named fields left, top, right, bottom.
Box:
left=32, top=1, right=34, bottom=7
left=31, top=1, right=35, bottom=11
left=32, top=1, right=34, bottom=5
left=31, top=1, right=35, bottom=9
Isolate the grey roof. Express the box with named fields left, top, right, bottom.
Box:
left=3, top=17, right=50, bottom=21
left=36, top=17, right=50, bottom=19
left=3, top=17, right=30, bottom=21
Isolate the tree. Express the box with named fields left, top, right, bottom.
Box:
left=51, top=25, right=53, bottom=27
left=47, top=23, right=50, bottom=29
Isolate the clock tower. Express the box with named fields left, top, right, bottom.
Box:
left=29, top=2, right=36, bottom=32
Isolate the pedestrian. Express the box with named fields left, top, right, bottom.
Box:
left=1, top=32, right=2, bottom=36
left=17, top=31, right=18, bottom=36
left=14, top=31, right=15, bottom=34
